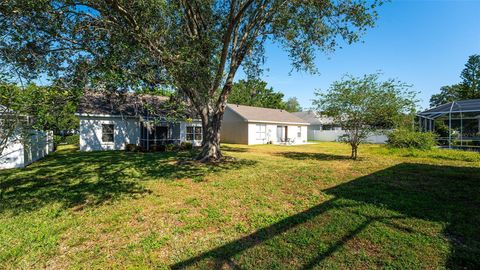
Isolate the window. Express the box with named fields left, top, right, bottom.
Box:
left=187, top=126, right=202, bottom=141
left=256, top=124, right=266, bottom=140
left=297, top=126, right=302, bottom=138
left=102, top=124, right=114, bottom=142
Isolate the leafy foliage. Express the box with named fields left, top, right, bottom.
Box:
left=430, top=54, right=480, bottom=107
left=0, top=0, right=382, bottom=161
left=387, top=129, right=437, bottom=150
left=228, top=79, right=286, bottom=109
left=64, top=135, right=79, bottom=146
left=284, top=97, right=302, bottom=112
left=228, top=79, right=303, bottom=112
left=0, top=82, right=79, bottom=133
left=314, top=73, right=417, bottom=159
left=0, top=81, right=79, bottom=155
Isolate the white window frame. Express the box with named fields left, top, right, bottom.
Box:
left=256, top=124, right=266, bottom=140
left=186, top=125, right=202, bottom=141
left=297, top=126, right=302, bottom=138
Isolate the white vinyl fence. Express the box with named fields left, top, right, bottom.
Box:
left=308, top=130, right=388, bottom=144
left=0, top=130, right=53, bottom=169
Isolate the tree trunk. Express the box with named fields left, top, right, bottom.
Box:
left=197, top=108, right=224, bottom=162
left=350, top=144, right=358, bottom=160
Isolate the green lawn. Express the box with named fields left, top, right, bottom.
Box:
left=0, top=143, right=479, bottom=269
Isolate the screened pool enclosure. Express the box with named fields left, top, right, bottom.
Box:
left=417, top=99, right=480, bottom=149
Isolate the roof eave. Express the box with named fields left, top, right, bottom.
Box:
left=246, top=120, right=310, bottom=125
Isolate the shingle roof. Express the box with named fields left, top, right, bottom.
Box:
left=77, top=91, right=170, bottom=117
left=292, top=111, right=335, bottom=125
left=227, top=104, right=309, bottom=124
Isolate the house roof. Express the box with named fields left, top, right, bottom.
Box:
left=227, top=104, right=309, bottom=125
left=77, top=91, right=172, bottom=117
left=292, top=111, right=335, bottom=125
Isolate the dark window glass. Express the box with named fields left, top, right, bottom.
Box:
left=102, top=124, right=114, bottom=142
left=186, top=126, right=202, bottom=141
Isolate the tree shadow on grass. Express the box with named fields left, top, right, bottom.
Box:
left=277, top=151, right=351, bottom=161
left=0, top=147, right=256, bottom=215
left=221, top=145, right=250, bottom=153
left=171, top=163, right=480, bottom=269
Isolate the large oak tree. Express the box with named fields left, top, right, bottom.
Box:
left=0, top=0, right=381, bottom=161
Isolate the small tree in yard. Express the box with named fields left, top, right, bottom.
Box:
left=314, top=74, right=417, bottom=160
left=0, top=0, right=383, bottom=162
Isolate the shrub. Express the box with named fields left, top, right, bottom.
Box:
left=387, top=129, right=437, bottom=150
left=125, top=144, right=139, bottom=152
left=179, top=142, right=193, bottom=150
left=65, top=135, right=80, bottom=145
left=150, top=144, right=166, bottom=152
left=53, top=135, right=63, bottom=146
left=165, top=143, right=178, bottom=152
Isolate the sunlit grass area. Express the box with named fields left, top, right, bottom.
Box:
left=0, top=143, right=479, bottom=269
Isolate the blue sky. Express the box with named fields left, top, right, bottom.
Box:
left=239, top=0, right=480, bottom=111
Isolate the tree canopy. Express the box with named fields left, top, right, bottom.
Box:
left=284, top=97, right=302, bottom=112
left=228, top=79, right=303, bottom=112
left=314, top=73, right=417, bottom=159
left=228, top=79, right=286, bottom=109
left=0, top=81, right=79, bottom=139
left=430, top=54, right=480, bottom=107
left=0, top=0, right=382, bottom=161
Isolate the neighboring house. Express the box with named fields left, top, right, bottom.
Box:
left=294, top=111, right=344, bottom=141
left=76, top=91, right=203, bottom=151
left=293, top=110, right=387, bottom=144
left=293, top=111, right=342, bottom=132
left=0, top=106, right=53, bottom=169
left=221, top=104, right=309, bottom=145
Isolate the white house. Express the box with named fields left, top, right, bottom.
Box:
left=221, top=104, right=309, bottom=145
left=0, top=106, right=53, bottom=169
left=76, top=91, right=203, bottom=151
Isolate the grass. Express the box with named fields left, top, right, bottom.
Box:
left=0, top=142, right=479, bottom=269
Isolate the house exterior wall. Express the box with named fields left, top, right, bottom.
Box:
left=79, top=116, right=140, bottom=151
left=247, top=123, right=308, bottom=145
left=79, top=115, right=204, bottom=151
left=220, top=108, right=248, bottom=144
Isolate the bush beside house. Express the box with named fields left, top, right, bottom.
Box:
left=387, top=129, right=437, bottom=150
